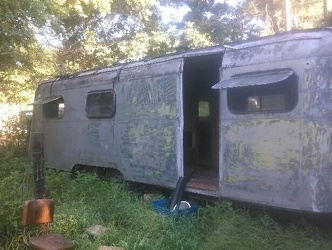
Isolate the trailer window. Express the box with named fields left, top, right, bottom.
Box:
left=43, top=97, right=65, bottom=118
left=227, top=73, right=297, bottom=113
left=86, top=91, right=116, bottom=118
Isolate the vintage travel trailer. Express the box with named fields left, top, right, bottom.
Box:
left=30, top=28, right=332, bottom=212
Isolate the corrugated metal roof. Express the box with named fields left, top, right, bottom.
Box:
left=212, top=69, right=294, bottom=89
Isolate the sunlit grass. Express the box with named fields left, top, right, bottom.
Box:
left=1, top=150, right=332, bottom=249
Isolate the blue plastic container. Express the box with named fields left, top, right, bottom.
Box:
left=151, top=199, right=198, bottom=217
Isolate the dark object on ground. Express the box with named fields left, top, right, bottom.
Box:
left=166, top=176, right=187, bottom=209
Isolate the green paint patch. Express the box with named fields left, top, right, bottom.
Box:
left=157, top=103, right=176, bottom=118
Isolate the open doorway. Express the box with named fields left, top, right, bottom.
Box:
left=183, top=53, right=222, bottom=191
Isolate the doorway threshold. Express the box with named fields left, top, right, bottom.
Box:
left=186, top=166, right=219, bottom=191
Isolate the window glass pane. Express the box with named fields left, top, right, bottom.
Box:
left=199, top=101, right=210, bottom=118
left=58, top=103, right=65, bottom=116
left=87, top=94, right=100, bottom=114
left=262, top=94, right=285, bottom=111
left=227, top=73, right=297, bottom=114
left=43, top=97, right=65, bottom=118
left=86, top=91, right=115, bottom=118
left=248, top=96, right=260, bottom=111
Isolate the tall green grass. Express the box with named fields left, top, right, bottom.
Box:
left=0, top=150, right=34, bottom=248
left=1, top=151, right=332, bottom=249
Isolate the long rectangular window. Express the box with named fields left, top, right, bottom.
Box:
left=86, top=90, right=116, bottom=118
left=227, top=72, right=298, bottom=114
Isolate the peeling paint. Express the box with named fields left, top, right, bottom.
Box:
left=303, top=69, right=311, bottom=89
left=157, top=103, right=176, bottom=117
left=119, top=118, right=178, bottom=184
left=87, top=123, right=100, bottom=146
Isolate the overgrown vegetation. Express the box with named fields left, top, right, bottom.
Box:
left=1, top=156, right=332, bottom=249
left=1, top=118, right=332, bottom=250
left=0, top=112, right=31, bottom=156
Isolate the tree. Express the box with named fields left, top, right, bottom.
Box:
left=322, top=11, right=332, bottom=27
left=0, top=0, right=171, bottom=101
left=0, top=0, right=52, bottom=70
left=0, top=45, right=57, bottom=103
left=160, top=0, right=259, bottom=47
left=2, top=0, right=329, bottom=104
left=50, top=0, right=173, bottom=74
left=0, top=0, right=56, bottom=103
left=240, top=0, right=326, bottom=35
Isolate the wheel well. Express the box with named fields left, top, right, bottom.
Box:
left=71, top=164, right=124, bottom=181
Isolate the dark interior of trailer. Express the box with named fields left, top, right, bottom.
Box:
left=183, top=53, right=222, bottom=191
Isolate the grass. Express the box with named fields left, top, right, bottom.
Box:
left=1, top=150, right=332, bottom=249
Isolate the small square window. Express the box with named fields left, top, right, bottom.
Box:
left=86, top=91, right=116, bottom=118
left=43, top=97, right=65, bottom=118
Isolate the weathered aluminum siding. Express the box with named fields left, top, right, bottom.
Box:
left=32, top=58, right=184, bottom=188
left=116, top=58, right=183, bottom=187
left=301, top=55, right=332, bottom=212
left=219, top=29, right=332, bottom=212
left=33, top=70, right=121, bottom=170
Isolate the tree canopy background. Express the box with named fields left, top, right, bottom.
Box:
left=0, top=0, right=331, bottom=103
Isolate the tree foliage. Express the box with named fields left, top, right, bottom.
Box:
left=240, top=0, right=328, bottom=35
left=0, top=0, right=51, bottom=69
left=0, top=0, right=330, bottom=103
left=160, top=0, right=259, bottom=46
left=0, top=0, right=55, bottom=103
left=50, top=0, right=169, bottom=74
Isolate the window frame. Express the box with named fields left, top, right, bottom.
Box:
left=85, top=90, right=116, bottom=119
left=226, top=71, right=298, bottom=115
left=42, top=96, right=65, bottom=119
